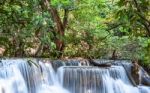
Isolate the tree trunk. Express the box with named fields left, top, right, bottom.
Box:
left=42, top=0, right=69, bottom=58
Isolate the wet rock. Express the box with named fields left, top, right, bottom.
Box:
left=142, top=77, right=150, bottom=86
left=141, top=68, right=150, bottom=86
left=88, top=59, right=112, bottom=67
left=131, top=59, right=141, bottom=85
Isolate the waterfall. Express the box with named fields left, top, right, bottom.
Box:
left=0, top=59, right=149, bottom=93
left=0, top=59, right=27, bottom=93
left=0, top=59, right=69, bottom=93
left=58, top=66, right=140, bottom=93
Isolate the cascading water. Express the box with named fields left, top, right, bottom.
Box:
left=0, top=59, right=69, bottom=93
left=0, top=59, right=149, bottom=93
left=0, top=60, right=27, bottom=93
left=58, top=66, right=140, bottom=93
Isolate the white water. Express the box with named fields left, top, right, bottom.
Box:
left=0, top=59, right=69, bottom=93
left=58, top=66, right=143, bottom=93
left=0, top=65, right=27, bottom=93
left=0, top=59, right=150, bottom=93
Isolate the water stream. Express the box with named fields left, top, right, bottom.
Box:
left=0, top=59, right=149, bottom=93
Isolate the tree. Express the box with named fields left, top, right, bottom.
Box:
left=114, top=0, right=150, bottom=37
left=0, top=0, right=150, bottom=69
left=40, top=0, right=70, bottom=57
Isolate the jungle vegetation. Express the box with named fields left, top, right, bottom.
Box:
left=0, top=0, right=150, bottom=69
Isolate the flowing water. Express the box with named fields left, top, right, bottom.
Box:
left=0, top=59, right=149, bottom=93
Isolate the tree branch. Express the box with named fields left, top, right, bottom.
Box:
left=133, top=0, right=150, bottom=36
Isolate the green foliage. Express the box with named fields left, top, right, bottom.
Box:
left=51, top=0, right=75, bottom=9
left=0, top=0, right=56, bottom=56
left=115, top=0, right=150, bottom=36
left=0, top=0, right=150, bottom=68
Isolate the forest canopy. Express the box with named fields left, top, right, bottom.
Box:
left=0, top=0, right=150, bottom=67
